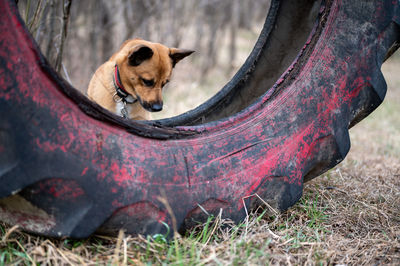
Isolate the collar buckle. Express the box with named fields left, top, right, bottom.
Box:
left=112, top=92, right=123, bottom=103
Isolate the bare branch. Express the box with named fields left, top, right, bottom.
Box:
left=55, top=0, right=72, bottom=73
left=27, top=0, right=43, bottom=31
left=24, top=0, right=31, bottom=24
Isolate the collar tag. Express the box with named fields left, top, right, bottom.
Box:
left=120, top=102, right=129, bottom=118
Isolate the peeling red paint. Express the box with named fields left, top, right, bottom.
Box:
left=0, top=0, right=399, bottom=238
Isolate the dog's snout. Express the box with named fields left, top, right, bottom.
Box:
left=150, top=102, right=163, bottom=112
left=142, top=101, right=163, bottom=112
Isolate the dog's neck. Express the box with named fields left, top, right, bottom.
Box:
left=111, top=64, right=139, bottom=118
left=112, top=64, right=137, bottom=105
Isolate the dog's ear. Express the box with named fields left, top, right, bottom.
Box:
left=128, top=45, right=154, bottom=66
left=169, top=48, right=195, bottom=67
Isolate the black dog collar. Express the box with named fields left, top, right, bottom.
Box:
left=113, top=64, right=137, bottom=104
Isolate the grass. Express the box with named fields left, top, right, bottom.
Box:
left=1, top=30, right=400, bottom=266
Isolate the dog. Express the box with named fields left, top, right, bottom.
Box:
left=87, top=39, right=194, bottom=120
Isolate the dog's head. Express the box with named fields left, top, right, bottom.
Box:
left=115, top=39, right=194, bottom=112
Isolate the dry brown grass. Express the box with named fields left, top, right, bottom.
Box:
left=1, top=41, right=399, bottom=266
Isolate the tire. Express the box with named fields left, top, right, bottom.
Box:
left=0, top=0, right=399, bottom=238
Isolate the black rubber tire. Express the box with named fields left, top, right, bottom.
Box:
left=0, top=0, right=399, bottom=238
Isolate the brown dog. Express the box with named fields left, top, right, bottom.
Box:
left=87, top=39, right=194, bottom=120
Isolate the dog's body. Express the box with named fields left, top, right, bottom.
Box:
left=87, top=39, right=193, bottom=120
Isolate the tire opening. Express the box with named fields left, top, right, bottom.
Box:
left=13, top=0, right=326, bottom=138
left=154, top=0, right=324, bottom=127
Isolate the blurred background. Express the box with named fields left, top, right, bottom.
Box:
left=16, top=0, right=271, bottom=119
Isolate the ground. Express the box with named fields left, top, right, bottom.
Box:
left=0, top=42, right=399, bottom=266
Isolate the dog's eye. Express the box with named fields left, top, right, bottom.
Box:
left=141, top=78, right=154, bottom=87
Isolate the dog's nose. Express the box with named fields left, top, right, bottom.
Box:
left=150, top=103, right=163, bottom=112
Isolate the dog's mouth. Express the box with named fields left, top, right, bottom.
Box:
left=137, top=96, right=163, bottom=112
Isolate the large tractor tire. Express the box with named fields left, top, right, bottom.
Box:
left=0, top=0, right=399, bottom=238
